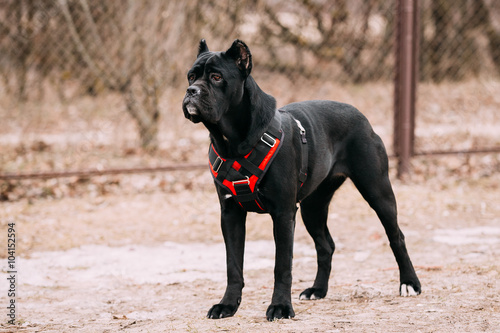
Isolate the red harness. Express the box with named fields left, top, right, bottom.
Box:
left=208, top=111, right=308, bottom=213
left=208, top=113, right=284, bottom=212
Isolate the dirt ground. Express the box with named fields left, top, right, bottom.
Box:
left=1, top=163, right=499, bottom=332
left=1, top=79, right=500, bottom=332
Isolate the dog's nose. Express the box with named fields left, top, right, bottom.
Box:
left=186, top=86, right=201, bottom=96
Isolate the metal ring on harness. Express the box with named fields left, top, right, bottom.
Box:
left=261, top=133, right=277, bottom=147
left=232, top=176, right=250, bottom=186
left=213, top=156, right=223, bottom=173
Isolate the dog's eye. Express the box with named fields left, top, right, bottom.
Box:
left=211, top=74, right=222, bottom=82
left=188, top=73, right=196, bottom=82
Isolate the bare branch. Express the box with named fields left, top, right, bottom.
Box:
left=58, top=0, right=118, bottom=89
left=78, top=0, right=126, bottom=84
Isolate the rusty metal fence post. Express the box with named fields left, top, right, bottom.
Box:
left=394, top=0, right=419, bottom=178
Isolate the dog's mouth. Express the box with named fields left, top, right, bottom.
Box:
left=182, top=101, right=202, bottom=123
left=186, top=105, right=198, bottom=116
left=182, top=92, right=219, bottom=124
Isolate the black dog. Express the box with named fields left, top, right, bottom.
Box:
left=182, top=39, right=421, bottom=321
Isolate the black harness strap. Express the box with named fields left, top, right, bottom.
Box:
left=294, top=117, right=308, bottom=185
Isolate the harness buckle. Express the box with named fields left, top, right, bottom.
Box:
left=261, top=133, right=276, bottom=147
left=294, top=119, right=307, bottom=144
left=232, top=176, right=250, bottom=186
left=213, top=156, right=223, bottom=173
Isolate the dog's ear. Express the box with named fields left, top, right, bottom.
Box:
left=225, top=39, right=252, bottom=77
left=197, top=39, right=209, bottom=57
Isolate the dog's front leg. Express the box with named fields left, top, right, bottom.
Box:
left=207, top=199, right=247, bottom=319
left=266, top=209, right=297, bottom=321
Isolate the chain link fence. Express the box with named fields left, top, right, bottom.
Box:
left=415, top=0, right=500, bottom=159
left=419, top=0, right=500, bottom=82
left=1, top=0, right=499, bottom=194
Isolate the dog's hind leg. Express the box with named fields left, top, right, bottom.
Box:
left=347, top=135, right=421, bottom=296
left=299, top=175, right=346, bottom=300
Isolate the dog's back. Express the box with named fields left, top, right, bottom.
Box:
left=283, top=100, right=376, bottom=142
left=280, top=100, right=388, bottom=185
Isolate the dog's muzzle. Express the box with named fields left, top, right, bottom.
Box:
left=184, top=86, right=201, bottom=116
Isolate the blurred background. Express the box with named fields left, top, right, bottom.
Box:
left=1, top=0, right=499, bottom=200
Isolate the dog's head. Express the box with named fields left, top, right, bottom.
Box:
left=182, top=39, right=252, bottom=124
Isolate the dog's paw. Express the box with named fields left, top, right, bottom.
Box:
left=400, top=283, right=421, bottom=297
left=207, top=303, right=238, bottom=319
left=299, top=287, right=327, bottom=300
left=266, top=303, right=295, bottom=321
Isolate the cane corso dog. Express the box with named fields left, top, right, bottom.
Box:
left=182, top=39, right=421, bottom=321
